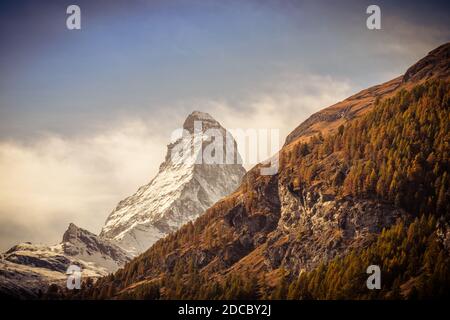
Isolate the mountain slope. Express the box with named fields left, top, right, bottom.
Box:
left=72, top=43, right=450, bottom=300
left=100, top=111, right=246, bottom=256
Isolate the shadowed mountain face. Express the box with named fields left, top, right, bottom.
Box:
left=74, top=43, right=450, bottom=300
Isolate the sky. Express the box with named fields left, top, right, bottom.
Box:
left=0, top=0, right=449, bottom=250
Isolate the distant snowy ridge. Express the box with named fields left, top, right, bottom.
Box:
left=0, top=223, right=131, bottom=298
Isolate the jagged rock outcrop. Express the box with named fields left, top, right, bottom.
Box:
left=61, top=223, right=130, bottom=270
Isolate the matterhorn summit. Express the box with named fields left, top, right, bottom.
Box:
left=100, top=111, right=246, bottom=255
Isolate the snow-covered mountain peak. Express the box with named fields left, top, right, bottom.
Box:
left=100, top=111, right=246, bottom=256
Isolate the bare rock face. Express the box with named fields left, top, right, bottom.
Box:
left=263, top=183, right=407, bottom=273
left=100, top=111, right=246, bottom=256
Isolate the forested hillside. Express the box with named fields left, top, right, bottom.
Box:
left=283, top=79, right=450, bottom=217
